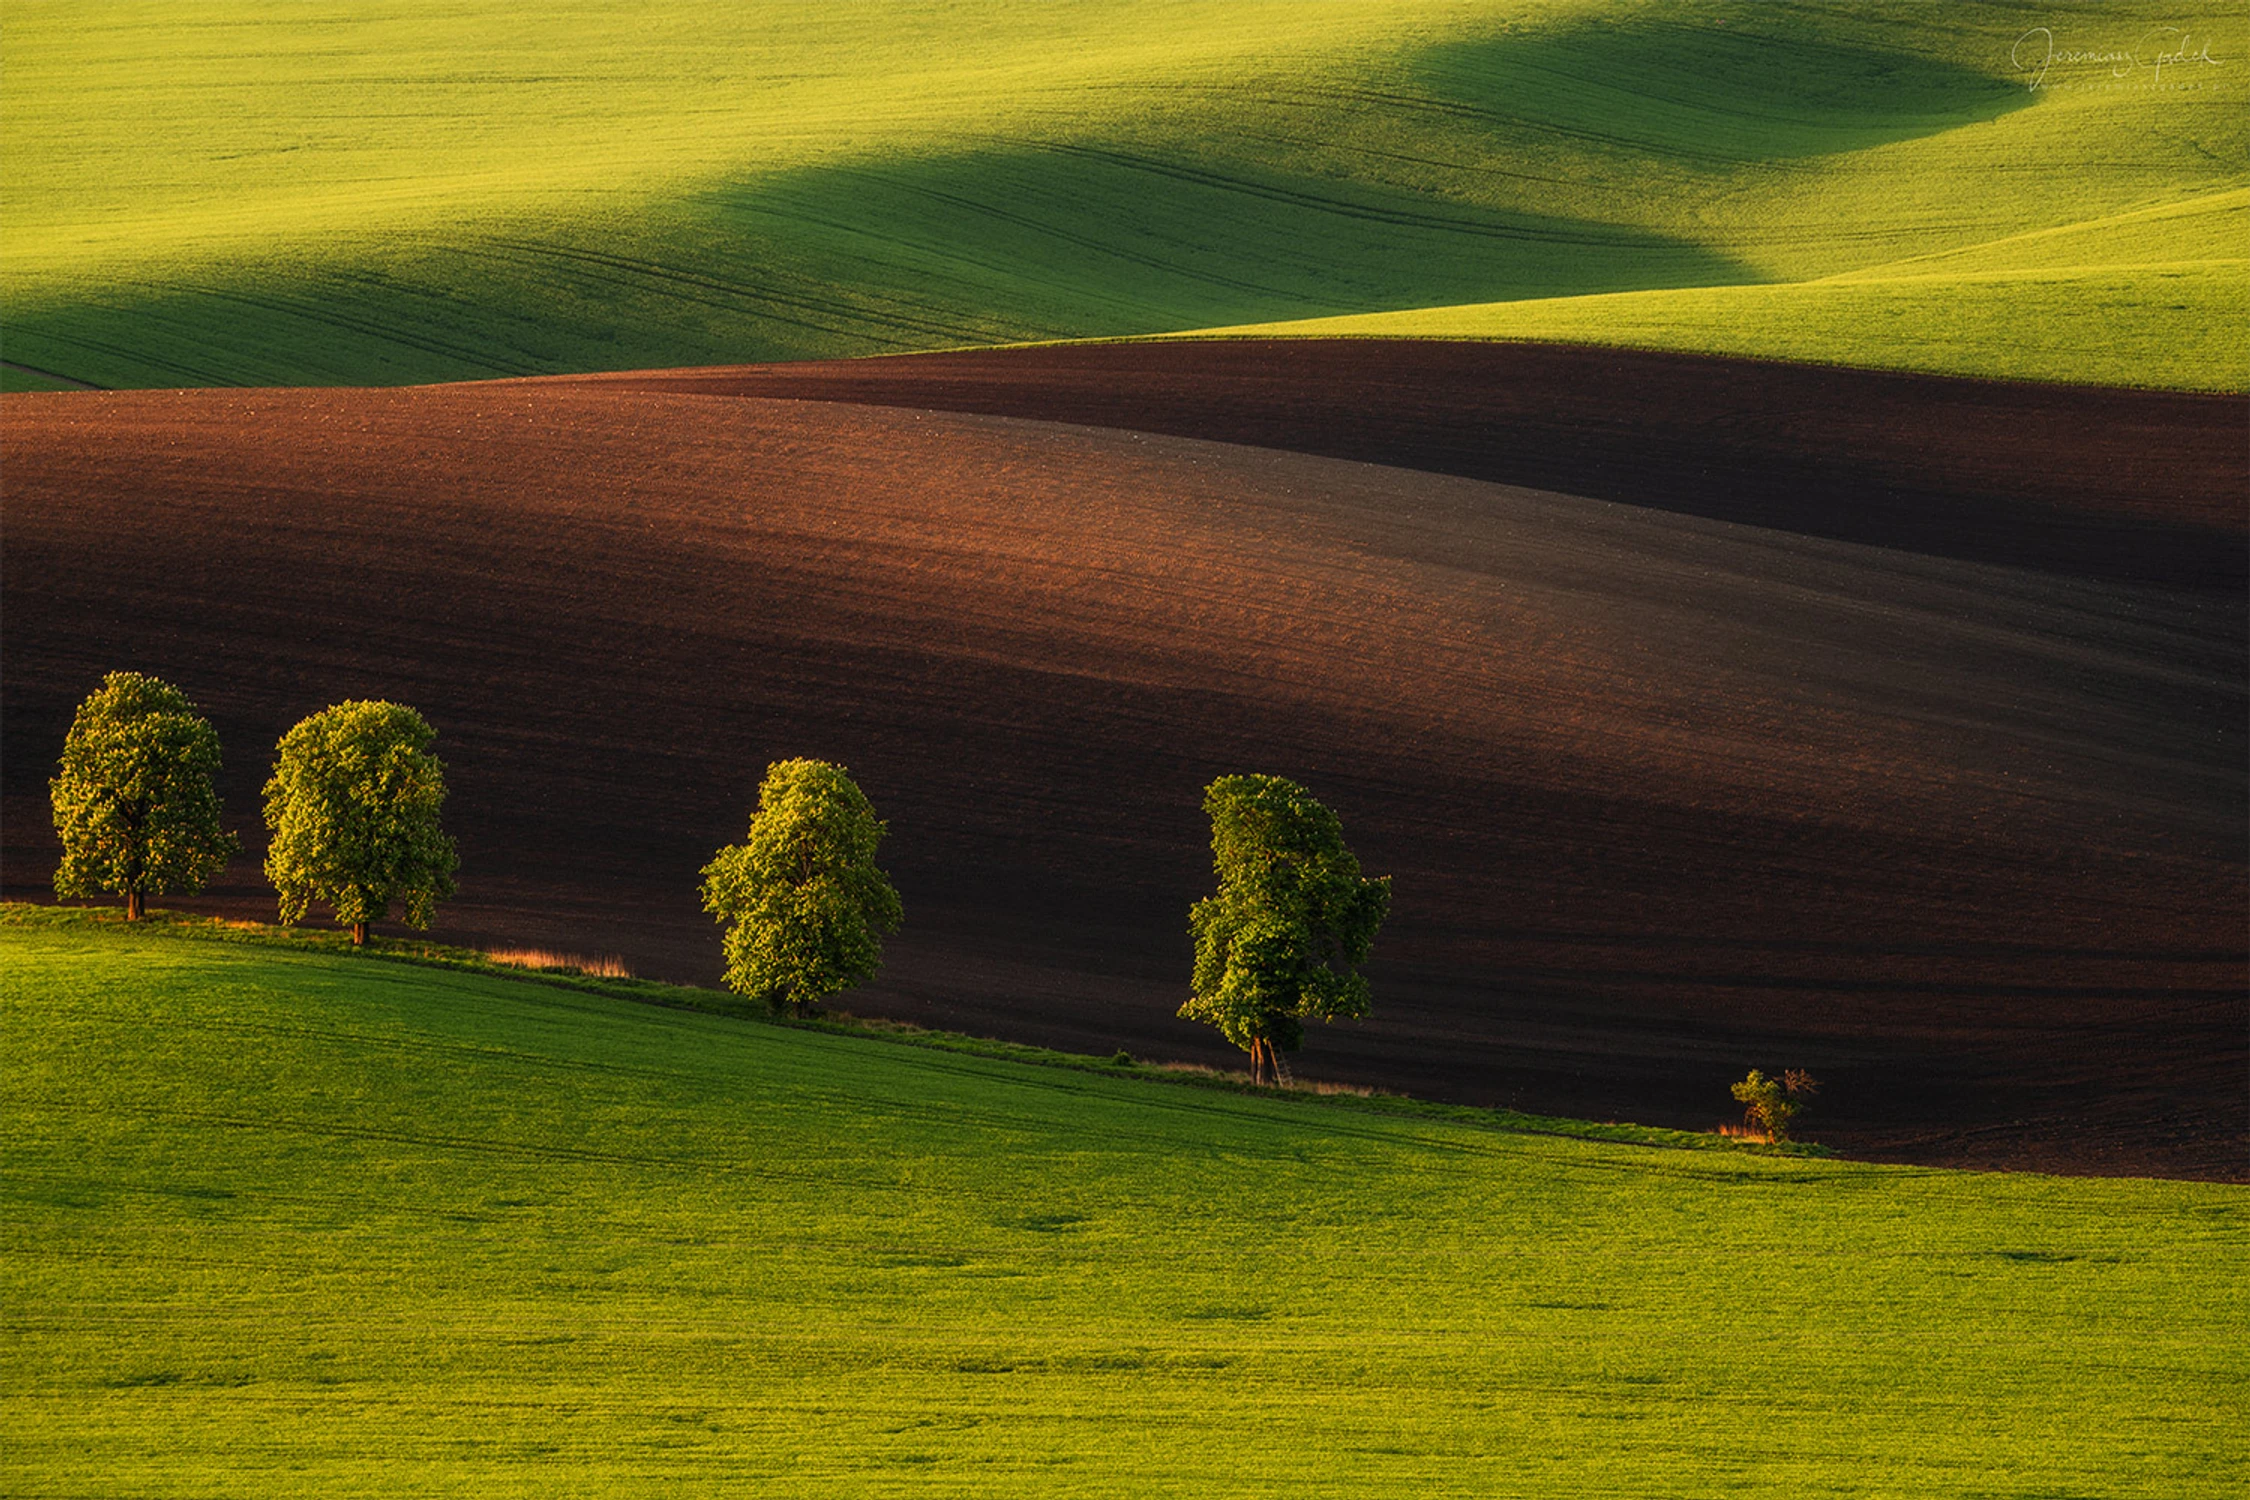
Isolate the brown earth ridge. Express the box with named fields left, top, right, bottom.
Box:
left=577, top=340, right=2248, bottom=589
left=4, top=341, right=2243, bottom=1179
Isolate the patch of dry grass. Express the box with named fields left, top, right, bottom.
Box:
left=484, top=947, right=631, bottom=979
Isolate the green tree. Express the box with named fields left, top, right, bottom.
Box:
left=701, top=758, right=903, bottom=1016
left=263, top=701, right=458, bottom=945
left=50, top=671, right=237, bottom=920
left=1180, top=774, right=1390, bottom=1086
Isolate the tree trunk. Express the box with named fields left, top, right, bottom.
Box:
left=125, top=889, right=144, bottom=922
left=352, top=920, right=369, bottom=946
left=1248, top=1037, right=1270, bottom=1086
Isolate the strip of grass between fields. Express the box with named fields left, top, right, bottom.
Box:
left=0, top=901, right=1826, bottom=1159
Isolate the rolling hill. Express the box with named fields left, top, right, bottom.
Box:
left=5, top=916, right=2244, bottom=1494
left=5, top=5, right=2245, bottom=1490
left=1200, top=189, right=2250, bottom=391
left=4, top=1, right=2242, bottom=390
left=4, top=360, right=2241, bottom=1177
left=579, top=339, right=2246, bottom=586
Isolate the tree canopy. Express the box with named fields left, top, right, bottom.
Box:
left=701, top=758, right=902, bottom=1016
left=50, top=671, right=237, bottom=920
left=263, top=700, right=458, bottom=944
left=1180, top=774, right=1390, bottom=1085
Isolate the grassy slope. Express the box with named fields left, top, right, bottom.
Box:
left=1194, top=191, right=2250, bottom=391
left=3, top=2, right=2241, bottom=391
left=5, top=919, right=2244, bottom=1497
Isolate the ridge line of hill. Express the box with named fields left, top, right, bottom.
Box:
left=558, top=337, right=2247, bottom=589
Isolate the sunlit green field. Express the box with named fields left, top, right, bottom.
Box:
left=4, top=1, right=2242, bottom=391
left=1197, top=192, right=2250, bottom=392
left=4, top=916, right=2243, bottom=1496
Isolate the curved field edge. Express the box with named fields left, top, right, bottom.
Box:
left=3, top=2, right=2241, bottom=392
left=1160, top=200, right=2250, bottom=394
left=557, top=338, right=2248, bottom=585
left=5, top=914, right=2244, bottom=1495
left=0, top=903, right=1815, bottom=1159
left=1155, top=265, right=2250, bottom=395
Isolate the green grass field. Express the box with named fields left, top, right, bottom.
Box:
left=1193, top=191, right=2250, bottom=391
left=4, top=913, right=2243, bottom=1496
left=4, top=1, right=2242, bottom=391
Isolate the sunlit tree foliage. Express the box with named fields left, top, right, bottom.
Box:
left=50, top=672, right=237, bottom=920
left=264, top=701, right=457, bottom=945
left=701, top=759, right=902, bottom=1016
left=1180, top=774, right=1389, bottom=1085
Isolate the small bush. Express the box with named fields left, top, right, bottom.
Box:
left=1730, top=1068, right=1820, bottom=1142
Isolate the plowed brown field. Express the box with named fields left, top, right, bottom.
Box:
left=5, top=344, right=2243, bottom=1178
left=576, top=340, right=2248, bottom=588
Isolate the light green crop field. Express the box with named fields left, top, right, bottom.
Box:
left=4, top=917, right=2244, bottom=1497
left=3, top=2, right=2243, bottom=392
left=1194, top=192, right=2250, bottom=392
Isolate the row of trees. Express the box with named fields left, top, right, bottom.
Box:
left=51, top=673, right=457, bottom=945
left=696, top=761, right=1392, bottom=1082
left=52, top=673, right=1393, bottom=1077
left=52, top=674, right=1816, bottom=1112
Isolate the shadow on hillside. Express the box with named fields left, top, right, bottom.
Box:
left=1408, top=13, right=2030, bottom=164
left=690, top=144, right=1752, bottom=340
left=0, top=143, right=1758, bottom=389
left=3, top=13, right=2032, bottom=389
left=658, top=15, right=2031, bottom=348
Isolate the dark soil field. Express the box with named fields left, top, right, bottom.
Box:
left=581, top=340, right=2248, bottom=588
left=5, top=342, right=2243, bottom=1178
